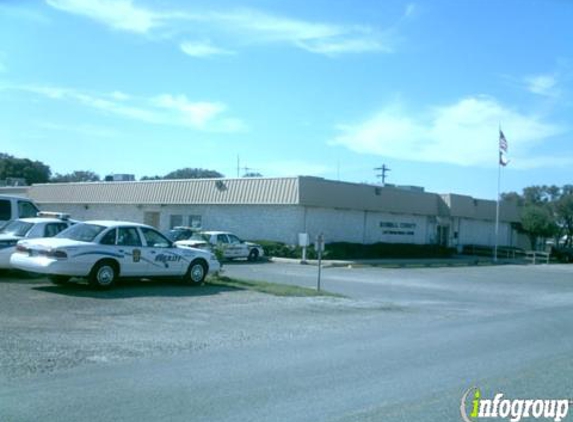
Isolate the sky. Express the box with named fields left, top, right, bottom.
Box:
left=1, top=0, right=572, bottom=199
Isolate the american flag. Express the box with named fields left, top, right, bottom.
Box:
left=499, top=129, right=509, bottom=166
left=499, top=130, right=508, bottom=152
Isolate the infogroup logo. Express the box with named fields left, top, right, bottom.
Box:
left=460, top=387, right=571, bottom=422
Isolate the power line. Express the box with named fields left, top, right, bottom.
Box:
left=374, top=164, right=391, bottom=185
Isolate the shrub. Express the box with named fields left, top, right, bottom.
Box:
left=255, top=240, right=454, bottom=260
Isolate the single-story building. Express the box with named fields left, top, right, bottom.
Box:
left=6, top=176, right=526, bottom=249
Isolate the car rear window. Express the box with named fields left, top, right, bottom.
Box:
left=56, top=223, right=106, bottom=242
left=0, top=220, right=34, bottom=237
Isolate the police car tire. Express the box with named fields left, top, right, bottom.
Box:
left=89, top=260, right=118, bottom=289
left=248, top=249, right=259, bottom=262
left=49, top=275, right=71, bottom=285
left=186, top=260, right=207, bottom=285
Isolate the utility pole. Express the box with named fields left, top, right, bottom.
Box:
left=236, top=155, right=240, bottom=178
left=374, top=164, right=391, bottom=185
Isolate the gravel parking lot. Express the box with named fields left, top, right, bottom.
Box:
left=0, top=269, right=407, bottom=381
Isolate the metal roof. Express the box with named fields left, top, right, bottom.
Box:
left=28, top=176, right=520, bottom=222
left=29, top=177, right=300, bottom=205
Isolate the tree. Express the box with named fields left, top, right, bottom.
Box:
left=521, top=205, right=559, bottom=249
left=158, top=168, right=224, bottom=180
left=555, top=194, right=573, bottom=247
left=51, top=171, right=100, bottom=183
left=500, top=191, right=523, bottom=206
left=0, top=153, right=51, bottom=184
left=502, top=184, right=573, bottom=248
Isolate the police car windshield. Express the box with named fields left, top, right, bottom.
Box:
left=56, top=223, right=106, bottom=242
left=0, top=220, right=33, bottom=237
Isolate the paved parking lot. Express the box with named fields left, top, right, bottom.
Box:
left=2, top=263, right=573, bottom=422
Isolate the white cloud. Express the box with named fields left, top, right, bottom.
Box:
left=110, top=91, right=130, bottom=101
left=45, top=0, right=405, bottom=56
left=213, top=9, right=393, bottom=55
left=152, top=94, right=226, bottom=128
left=46, top=0, right=158, bottom=33
left=332, top=96, right=565, bottom=168
left=180, top=41, right=235, bottom=58
left=524, top=74, right=559, bottom=97
left=16, top=84, right=246, bottom=133
left=405, top=3, right=417, bottom=17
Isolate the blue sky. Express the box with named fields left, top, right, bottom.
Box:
left=1, top=0, right=572, bottom=199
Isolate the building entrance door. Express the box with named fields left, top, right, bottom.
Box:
left=437, top=225, right=449, bottom=247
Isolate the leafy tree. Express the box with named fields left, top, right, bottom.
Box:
left=140, top=175, right=162, bottom=181
left=521, top=205, right=559, bottom=249
left=243, top=172, right=263, bottom=178
left=500, top=191, right=523, bottom=206
left=522, top=185, right=560, bottom=205
left=0, top=153, right=51, bottom=184
left=161, top=168, right=224, bottom=180
left=51, top=170, right=100, bottom=183
left=555, top=194, right=573, bottom=247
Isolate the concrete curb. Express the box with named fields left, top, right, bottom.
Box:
left=269, top=256, right=528, bottom=268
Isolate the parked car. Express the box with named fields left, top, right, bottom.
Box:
left=0, top=212, right=75, bottom=269
left=176, top=231, right=264, bottom=261
left=0, top=195, right=40, bottom=229
left=166, top=226, right=199, bottom=242
left=10, top=220, right=221, bottom=288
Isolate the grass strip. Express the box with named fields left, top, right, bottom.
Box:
left=207, top=275, right=343, bottom=298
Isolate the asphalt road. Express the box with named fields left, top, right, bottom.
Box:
left=2, top=263, right=573, bottom=422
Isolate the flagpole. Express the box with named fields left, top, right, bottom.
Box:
left=494, top=124, right=501, bottom=262
left=494, top=155, right=501, bottom=262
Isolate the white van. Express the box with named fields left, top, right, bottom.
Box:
left=0, top=195, right=40, bottom=229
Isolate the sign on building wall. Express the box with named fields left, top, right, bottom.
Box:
left=380, top=221, right=417, bottom=236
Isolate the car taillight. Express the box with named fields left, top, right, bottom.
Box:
left=47, top=249, right=68, bottom=260
left=16, top=244, right=29, bottom=254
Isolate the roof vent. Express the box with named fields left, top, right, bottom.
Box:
left=215, top=180, right=227, bottom=191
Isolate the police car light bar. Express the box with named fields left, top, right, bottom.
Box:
left=37, top=211, right=70, bottom=220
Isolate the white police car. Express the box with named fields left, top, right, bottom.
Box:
left=10, top=220, right=221, bottom=288
left=176, top=231, right=264, bottom=261
left=0, top=212, right=74, bottom=269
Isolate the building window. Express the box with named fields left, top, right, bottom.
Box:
left=188, top=215, right=202, bottom=229
left=170, top=215, right=184, bottom=229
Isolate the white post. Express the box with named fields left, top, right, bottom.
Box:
left=316, top=233, right=324, bottom=292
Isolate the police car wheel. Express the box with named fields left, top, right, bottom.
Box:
left=248, top=249, right=259, bottom=262
left=89, top=261, right=117, bottom=289
left=186, top=260, right=207, bottom=285
left=49, top=275, right=70, bottom=285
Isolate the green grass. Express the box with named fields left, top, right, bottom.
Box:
left=207, top=275, right=343, bottom=298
